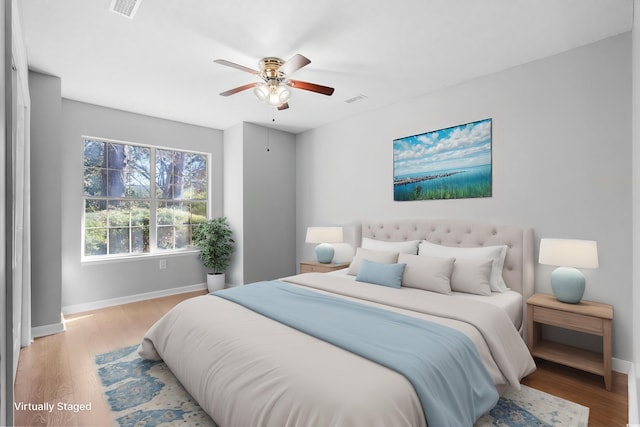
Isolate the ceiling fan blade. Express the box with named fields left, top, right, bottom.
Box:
left=219, top=82, right=258, bottom=96
left=277, top=102, right=290, bottom=111
left=214, top=59, right=259, bottom=75
left=278, top=54, right=311, bottom=75
left=287, top=79, right=335, bottom=96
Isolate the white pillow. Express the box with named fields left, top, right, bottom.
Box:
left=347, top=248, right=399, bottom=275
left=418, top=241, right=508, bottom=292
left=398, top=254, right=455, bottom=294
left=450, top=258, right=493, bottom=296
left=362, top=237, right=420, bottom=255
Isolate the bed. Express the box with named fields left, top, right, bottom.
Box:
left=139, top=219, right=537, bottom=427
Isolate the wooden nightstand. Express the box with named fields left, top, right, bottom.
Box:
left=299, top=261, right=350, bottom=274
left=526, top=293, right=613, bottom=390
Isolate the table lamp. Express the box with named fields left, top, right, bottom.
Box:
left=538, top=238, right=599, bottom=304
left=305, top=227, right=343, bottom=264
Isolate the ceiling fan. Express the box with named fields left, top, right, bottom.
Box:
left=214, top=54, right=335, bottom=110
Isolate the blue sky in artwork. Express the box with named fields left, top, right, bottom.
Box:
left=393, top=119, right=492, bottom=177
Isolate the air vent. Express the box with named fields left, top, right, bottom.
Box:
left=344, top=94, right=368, bottom=104
left=109, top=0, right=143, bottom=19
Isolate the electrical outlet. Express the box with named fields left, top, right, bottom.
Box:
left=159, top=259, right=167, bottom=269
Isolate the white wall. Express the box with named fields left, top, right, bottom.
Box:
left=58, top=99, right=224, bottom=310
left=223, top=123, right=244, bottom=285
left=297, top=33, right=633, bottom=361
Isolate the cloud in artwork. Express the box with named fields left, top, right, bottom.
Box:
left=393, top=119, right=491, bottom=176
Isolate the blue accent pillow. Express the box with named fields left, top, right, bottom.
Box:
left=355, top=259, right=406, bottom=288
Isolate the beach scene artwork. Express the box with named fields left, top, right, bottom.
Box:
left=393, top=118, right=492, bottom=201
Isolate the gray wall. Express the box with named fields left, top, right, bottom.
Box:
left=1, top=4, right=8, bottom=423
left=242, top=123, right=296, bottom=283
left=632, top=0, right=640, bottom=418
left=58, top=99, right=224, bottom=310
left=296, top=33, right=633, bottom=361
left=29, top=72, right=63, bottom=328
left=224, top=122, right=297, bottom=285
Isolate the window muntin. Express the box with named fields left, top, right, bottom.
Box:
left=82, top=138, right=208, bottom=258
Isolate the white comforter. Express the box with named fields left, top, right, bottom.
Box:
left=139, top=273, right=536, bottom=427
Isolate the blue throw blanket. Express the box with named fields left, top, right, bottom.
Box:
left=214, top=281, right=498, bottom=427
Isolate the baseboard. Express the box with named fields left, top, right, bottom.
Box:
left=630, top=363, right=639, bottom=424
left=31, top=321, right=65, bottom=339
left=62, top=283, right=207, bottom=315
left=613, top=357, right=632, bottom=374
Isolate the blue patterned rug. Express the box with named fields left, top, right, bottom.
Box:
left=96, top=345, right=589, bottom=427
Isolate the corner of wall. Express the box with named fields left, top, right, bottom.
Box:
left=223, top=123, right=244, bottom=285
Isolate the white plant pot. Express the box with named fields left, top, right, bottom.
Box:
left=207, top=272, right=225, bottom=292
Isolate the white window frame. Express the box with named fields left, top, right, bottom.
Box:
left=81, top=135, right=210, bottom=262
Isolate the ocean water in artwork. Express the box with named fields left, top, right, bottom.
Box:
left=394, top=164, right=491, bottom=201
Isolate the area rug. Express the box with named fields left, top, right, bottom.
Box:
left=96, top=345, right=589, bottom=427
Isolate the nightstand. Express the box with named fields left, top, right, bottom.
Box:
left=299, top=261, right=350, bottom=274
left=526, top=293, right=613, bottom=390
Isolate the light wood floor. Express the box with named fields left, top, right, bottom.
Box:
left=14, top=290, right=208, bottom=427
left=522, top=359, right=628, bottom=426
left=14, top=291, right=628, bottom=426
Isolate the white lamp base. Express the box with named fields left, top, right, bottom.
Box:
left=551, top=266, right=585, bottom=304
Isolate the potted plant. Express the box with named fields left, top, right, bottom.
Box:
left=192, top=216, right=235, bottom=292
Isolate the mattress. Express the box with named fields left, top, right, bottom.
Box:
left=140, top=272, right=536, bottom=427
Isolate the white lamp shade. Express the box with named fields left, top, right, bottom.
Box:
left=539, top=238, right=599, bottom=269
left=305, top=227, right=343, bottom=244
left=253, top=84, right=269, bottom=102
left=271, top=85, right=290, bottom=106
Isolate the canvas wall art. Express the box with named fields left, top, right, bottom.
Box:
left=393, top=118, right=492, bottom=201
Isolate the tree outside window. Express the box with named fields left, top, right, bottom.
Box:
left=83, top=138, right=208, bottom=258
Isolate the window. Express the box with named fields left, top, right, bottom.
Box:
left=83, top=137, right=208, bottom=258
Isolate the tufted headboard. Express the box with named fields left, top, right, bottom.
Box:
left=357, top=219, right=534, bottom=299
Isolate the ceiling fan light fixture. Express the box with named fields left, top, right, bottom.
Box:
left=274, top=85, right=291, bottom=105
left=253, top=84, right=269, bottom=102
left=254, top=82, right=291, bottom=107
left=216, top=54, right=333, bottom=110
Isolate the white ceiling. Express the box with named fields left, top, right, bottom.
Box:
left=19, top=0, right=633, bottom=134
